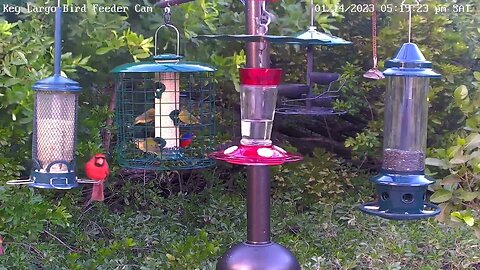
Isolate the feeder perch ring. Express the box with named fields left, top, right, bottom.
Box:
left=6, top=179, right=34, bottom=185
left=77, top=179, right=100, bottom=184
left=209, top=144, right=302, bottom=166
left=358, top=201, right=440, bottom=220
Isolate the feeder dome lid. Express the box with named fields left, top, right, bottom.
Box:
left=111, top=54, right=216, bottom=73
left=275, top=26, right=352, bottom=46
left=195, top=27, right=351, bottom=46
left=383, top=43, right=441, bottom=78
left=33, top=75, right=81, bottom=92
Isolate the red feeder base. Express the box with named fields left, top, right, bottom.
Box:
left=209, top=144, right=302, bottom=166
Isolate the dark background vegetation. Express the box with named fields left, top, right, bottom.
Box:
left=0, top=0, right=479, bottom=268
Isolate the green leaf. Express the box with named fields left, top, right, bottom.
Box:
left=96, top=47, right=112, bottom=55
left=474, top=71, right=480, bottom=81
left=465, top=133, right=480, bottom=151
left=425, top=158, right=449, bottom=169
left=454, top=85, right=468, bottom=100
left=455, top=190, right=479, bottom=202
left=440, top=175, right=462, bottom=185
left=464, top=216, right=475, bottom=226
left=430, top=189, right=452, bottom=203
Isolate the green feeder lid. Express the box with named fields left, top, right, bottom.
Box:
left=33, top=75, right=81, bottom=92
left=273, top=26, right=352, bottom=46
left=111, top=54, right=216, bottom=73
left=195, top=27, right=351, bottom=46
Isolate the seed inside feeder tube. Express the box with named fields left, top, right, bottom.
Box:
left=382, top=148, right=425, bottom=172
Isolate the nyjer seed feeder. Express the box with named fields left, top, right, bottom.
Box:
left=112, top=14, right=216, bottom=171
left=209, top=68, right=302, bottom=166
left=359, top=42, right=441, bottom=220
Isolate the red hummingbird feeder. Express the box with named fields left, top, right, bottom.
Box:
left=209, top=68, right=302, bottom=166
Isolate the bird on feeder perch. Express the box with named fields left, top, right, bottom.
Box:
left=84, top=154, right=110, bottom=205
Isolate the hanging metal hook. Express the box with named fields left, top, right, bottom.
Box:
left=256, top=0, right=273, bottom=68
left=257, top=2, right=273, bottom=35
left=400, top=0, right=420, bottom=43
left=400, top=0, right=421, bottom=6
left=163, top=7, right=172, bottom=25
left=154, top=25, right=180, bottom=56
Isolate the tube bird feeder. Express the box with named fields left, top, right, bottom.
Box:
left=7, top=2, right=88, bottom=189
left=360, top=43, right=442, bottom=220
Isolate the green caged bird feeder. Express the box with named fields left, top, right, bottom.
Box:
left=111, top=8, right=216, bottom=171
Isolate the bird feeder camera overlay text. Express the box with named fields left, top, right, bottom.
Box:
left=1, top=1, right=154, bottom=14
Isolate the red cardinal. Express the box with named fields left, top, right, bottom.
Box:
left=85, top=154, right=110, bottom=204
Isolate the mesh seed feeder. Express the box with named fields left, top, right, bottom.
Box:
left=112, top=17, right=216, bottom=171
left=359, top=42, right=441, bottom=220
left=7, top=2, right=91, bottom=189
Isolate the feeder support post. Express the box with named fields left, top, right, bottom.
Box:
left=54, top=2, right=62, bottom=76
left=245, top=0, right=271, bottom=245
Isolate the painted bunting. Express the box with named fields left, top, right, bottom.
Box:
left=180, top=133, right=194, bottom=148
left=85, top=154, right=110, bottom=204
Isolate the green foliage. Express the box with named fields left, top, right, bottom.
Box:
left=166, top=230, right=220, bottom=269
left=0, top=187, right=70, bottom=238
left=344, top=129, right=381, bottom=159
left=273, top=148, right=357, bottom=204
left=426, top=76, right=480, bottom=238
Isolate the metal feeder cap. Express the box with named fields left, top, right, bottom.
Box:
left=32, top=75, right=81, bottom=92
left=383, top=43, right=441, bottom=78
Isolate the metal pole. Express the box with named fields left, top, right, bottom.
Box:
left=54, top=1, right=62, bottom=76
left=246, top=0, right=261, bottom=67
left=245, top=0, right=271, bottom=245
left=246, top=166, right=271, bottom=244
left=306, top=45, right=314, bottom=110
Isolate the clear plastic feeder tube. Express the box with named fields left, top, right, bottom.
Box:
left=382, top=76, right=429, bottom=173
left=239, top=68, right=282, bottom=146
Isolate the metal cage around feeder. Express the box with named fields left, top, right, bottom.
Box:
left=112, top=24, right=216, bottom=171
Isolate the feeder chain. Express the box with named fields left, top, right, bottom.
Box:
left=371, top=0, right=378, bottom=68
left=256, top=2, right=273, bottom=67
left=163, top=7, right=172, bottom=25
